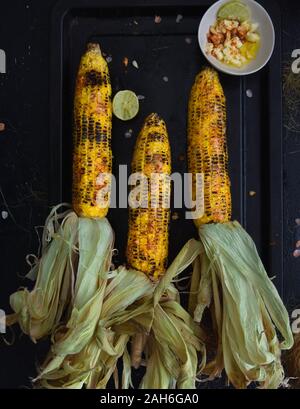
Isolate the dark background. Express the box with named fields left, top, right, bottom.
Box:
left=0, top=0, right=299, bottom=388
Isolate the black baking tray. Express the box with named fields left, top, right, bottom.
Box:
left=50, top=0, right=283, bottom=301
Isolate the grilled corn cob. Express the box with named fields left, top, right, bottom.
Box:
left=187, top=67, right=293, bottom=389
left=72, top=43, right=112, bottom=219
left=188, top=67, right=231, bottom=227
left=126, top=113, right=171, bottom=281
left=126, top=114, right=204, bottom=388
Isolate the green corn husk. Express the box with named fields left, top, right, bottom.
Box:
left=36, top=239, right=205, bottom=389
left=7, top=204, right=77, bottom=342
left=188, top=221, right=294, bottom=389
left=139, top=239, right=206, bottom=389
left=35, top=215, right=118, bottom=388
left=36, top=266, right=153, bottom=389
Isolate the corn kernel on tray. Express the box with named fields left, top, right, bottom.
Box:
left=50, top=0, right=283, bottom=359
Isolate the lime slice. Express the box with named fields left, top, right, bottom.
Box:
left=113, top=90, right=139, bottom=121
left=217, top=1, right=250, bottom=22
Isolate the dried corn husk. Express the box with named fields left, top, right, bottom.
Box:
left=34, top=215, right=118, bottom=388
left=7, top=204, right=77, bottom=341
left=140, top=239, right=206, bottom=389
left=36, top=239, right=205, bottom=389
left=36, top=265, right=153, bottom=388
left=188, top=221, right=293, bottom=389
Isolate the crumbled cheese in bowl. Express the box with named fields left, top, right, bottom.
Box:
left=206, top=19, right=260, bottom=68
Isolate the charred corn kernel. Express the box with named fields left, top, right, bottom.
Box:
left=188, top=67, right=231, bottom=227
left=126, top=113, right=171, bottom=281
left=72, top=43, right=112, bottom=218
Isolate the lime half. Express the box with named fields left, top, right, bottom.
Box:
left=113, top=90, right=139, bottom=121
left=217, top=1, right=250, bottom=22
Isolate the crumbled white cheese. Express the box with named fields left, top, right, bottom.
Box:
left=205, top=42, right=214, bottom=54
left=246, top=32, right=260, bottom=43
left=250, top=23, right=259, bottom=32
left=241, top=21, right=251, bottom=31
left=232, top=36, right=243, bottom=49
left=215, top=48, right=224, bottom=61
left=206, top=18, right=260, bottom=67
left=223, top=19, right=239, bottom=30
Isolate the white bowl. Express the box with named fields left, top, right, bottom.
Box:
left=198, top=0, right=275, bottom=75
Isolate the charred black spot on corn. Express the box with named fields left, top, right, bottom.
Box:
left=84, top=70, right=107, bottom=87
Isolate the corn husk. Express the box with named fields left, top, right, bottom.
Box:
left=34, top=215, right=117, bottom=388
left=188, top=221, right=294, bottom=389
left=36, top=239, right=205, bottom=389
left=139, top=239, right=206, bottom=389
left=7, top=204, right=77, bottom=342
left=36, top=264, right=153, bottom=388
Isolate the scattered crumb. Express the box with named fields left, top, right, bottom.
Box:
left=1, top=211, right=8, bottom=220
left=163, top=76, right=169, bottom=82
left=178, top=154, right=185, bottom=161
left=154, top=15, right=162, bottom=24
left=152, top=46, right=169, bottom=52
left=176, top=14, right=183, bottom=23
left=125, top=129, right=133, bottom=138
left=133, top=20, right=138, bottom=25
left=185, top=37, right=192, bottom=44
left=132, top=60, right=139, bottom=69
left=137, top=95, right=145, bottom=100
left=249, top=190, right=256, bottom=197
left=123, top=57, right=129, bottom=67
left=106, top=55, right=112, bottom=63
left=0, top=123, right=5, bottom=132
left=246, top=89, right=253, bottom=98
left=172, top=212, right=179, bottom=221
left=293, top=249, right=300, bottom=258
